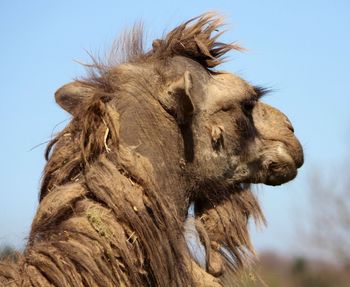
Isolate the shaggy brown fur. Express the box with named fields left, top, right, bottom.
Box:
left=0, top=13, right=303, bottom=286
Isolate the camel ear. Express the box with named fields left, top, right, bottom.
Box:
left=55, top=82, right=94, bottom=115
left=161, top=71, right=194, bottom=125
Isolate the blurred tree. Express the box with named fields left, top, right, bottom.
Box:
left=306, top=166, right=350, bottom=267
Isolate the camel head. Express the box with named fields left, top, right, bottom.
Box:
left=50, top=13, right=303, bottom=284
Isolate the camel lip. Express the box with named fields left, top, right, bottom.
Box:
left=279, top=139, right=304, bottom=169
left=260, top=141, right=301, bottom=185
left=264, top=163, right=298, bottom=186
left=295, top=152, right=304, bottom=169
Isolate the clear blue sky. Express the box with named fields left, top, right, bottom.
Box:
left=1, top=1, right=349, bottom=256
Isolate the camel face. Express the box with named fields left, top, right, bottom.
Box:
left=191, top=72, right=304, bottom=187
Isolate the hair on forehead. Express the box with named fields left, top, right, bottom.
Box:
left=84, top=12, right=242, bottom=88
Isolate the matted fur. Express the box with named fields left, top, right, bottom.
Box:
left=0, top=13, right=266, bottom=286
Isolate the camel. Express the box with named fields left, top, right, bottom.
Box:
left=0, top=13, right=303, bottom=286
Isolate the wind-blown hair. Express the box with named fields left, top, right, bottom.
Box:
left=83, top=13, right=243, bottom=91
left=149, top=13, right=243, bottom=69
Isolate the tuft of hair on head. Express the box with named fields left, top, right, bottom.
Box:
left=77, top=22, right=146, bottom=92
left=150, top=12, right=244, bottom=70
left=80, top=12, right=243, bottom=89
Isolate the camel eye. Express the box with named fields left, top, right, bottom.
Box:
left=221, top=102, right=234, bottom=112
left=242, top=100, right=256, bottom=116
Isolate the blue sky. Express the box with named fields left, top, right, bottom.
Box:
left=1, top=1, right=349, bottom=256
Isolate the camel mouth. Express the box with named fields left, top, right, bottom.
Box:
left=264, top=160, right=298, bottom=186
left=260, top=140, right=303, bottom=186
left=280, top=139, right=304, bottom=170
